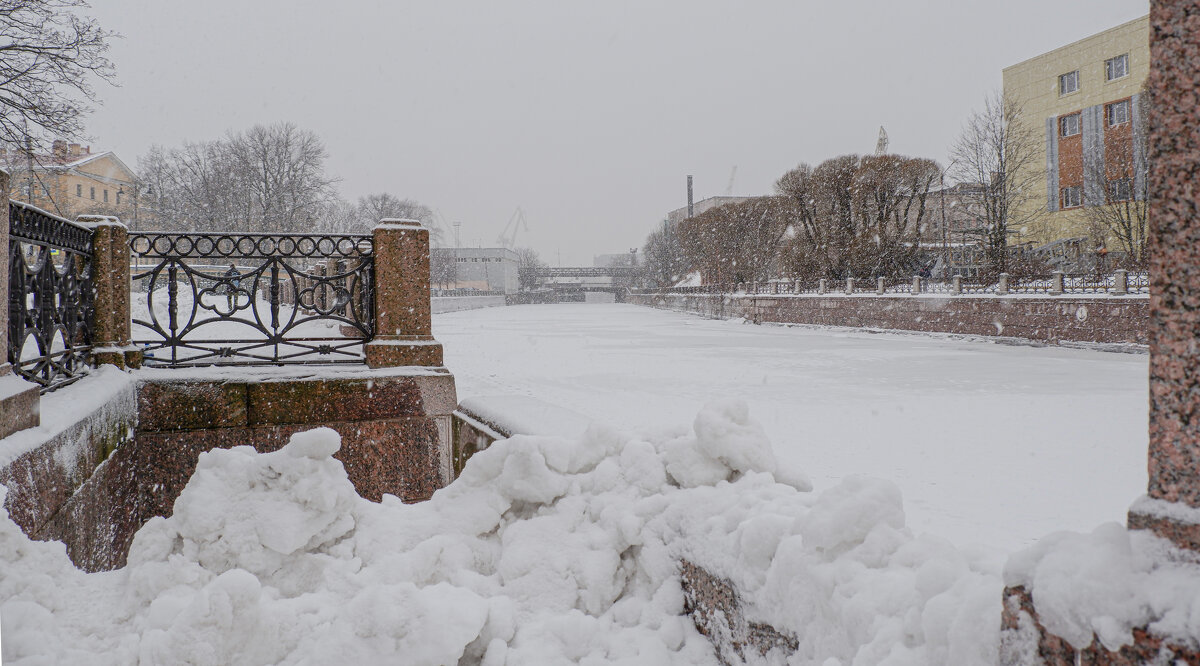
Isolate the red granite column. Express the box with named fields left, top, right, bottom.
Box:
left=365, top=219, right=444, bottom=367
left=0, top=169, right=41, bottom=437
left=78, top=216, right=139, bottom=369
left=1126, top=0, right=1200, bottom=551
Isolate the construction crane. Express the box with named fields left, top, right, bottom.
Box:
left=497, top=206, right=528, bottom=249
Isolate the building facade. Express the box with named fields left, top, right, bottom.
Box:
left=1003, top=15, right=1149, bottom=247
left=431, top=247, right=519, bottom=293
left=3, top=141, right=144, bottom=224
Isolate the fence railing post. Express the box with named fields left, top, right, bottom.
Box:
left=911, top=275, right=921, bottom=295
left=793, top=278, right=801, bottom=294
left=365, top=219, right=443, bottom=367
left=818, top=278, right=827, bottom=295
left=1112, top=269, right=1129, bottom=296
left=79, top=216, right=138, bottom=369
left=0, top=170, right=40, bottom=436
left=1050, top=271, right=1065, bottom=295
left=876, top=277, right=885, bottom=295
left=845, top=277, right=854, bottom=295
left=997, top=272, right=1009, bottom=296
left=952, top=275, right=962, bottom=295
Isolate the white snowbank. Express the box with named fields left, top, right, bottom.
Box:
left=1004, top=518, right=1200, bottom=652
left=2, top=401, right=1003, bottom=665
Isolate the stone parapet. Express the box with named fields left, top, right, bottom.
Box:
left=3, top=366, right=456, bottom=572
left=629, top=293, right=1148, bottom=347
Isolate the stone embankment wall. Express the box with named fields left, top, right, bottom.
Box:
left=431, top=295, right=507, bottom=313
left=629, top=293, right=1148, bottom=346
left=1, top=369, right=456, bottom=572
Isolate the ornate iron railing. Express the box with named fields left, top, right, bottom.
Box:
left=8, top=201, right=95, bottom=392
left=129, top=232, right=374, bottom=367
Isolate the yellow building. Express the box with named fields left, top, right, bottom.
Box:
left=3, top=140, right=148, bottom=227
left=1002, top=15, right=1149, bottom=250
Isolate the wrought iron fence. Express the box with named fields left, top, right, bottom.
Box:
left=1063, top=274, right=1110, bottom=294
left=645, top=272, right=1150, bottom=298
left=1008, top=275, right=1056, bottom=294
left=129, top=232, right=374, bottom=367
left=7, top=201, right=95, bottom=392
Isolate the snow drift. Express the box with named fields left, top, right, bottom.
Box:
left=2, top=400, right=1005, bottom=665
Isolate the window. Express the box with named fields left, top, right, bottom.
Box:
left=1061, top=186, right=1082, bottom=208
left=1107, top=99, right=1130, bottom=126
left=89, top=186, right=95, bottom=200
left=103, top=189, right=108, bottom=202
left=1060, top=113, right=1081, bottom=137
left=1059, top=70, right=1079, bottom=95
left=1109, top=178, right=1132, bottom=202
left=116, top=191, right=121, bottom=205
left=1105, top=54, right=1129, bottom=81
left=76, top=184, right=82, bottom=197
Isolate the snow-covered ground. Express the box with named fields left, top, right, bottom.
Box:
left=435, top=303, right=1149, bottom=557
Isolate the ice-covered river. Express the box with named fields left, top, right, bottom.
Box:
left=436, top=303, right=1149, bottom=556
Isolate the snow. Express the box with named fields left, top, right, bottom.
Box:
left=0, top=365, right=134, bottom=470
left=0, top=405, right=1003, bottom=665
left=434, top=303, right=1149, bottom=555
left=1004, top=523, right=1200, bottom=651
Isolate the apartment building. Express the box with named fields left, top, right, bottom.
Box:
left=1002, top=15, right=1149, bottom=247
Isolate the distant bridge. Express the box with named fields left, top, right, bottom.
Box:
left=520, top=266, right=636, bottom=281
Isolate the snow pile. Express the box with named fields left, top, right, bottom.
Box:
left=1004, top=517, right=1200, bottom=652
left=3, top=401, right=1001, bottom=665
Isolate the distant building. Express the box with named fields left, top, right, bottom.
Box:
left=664, top=195, right=753, bottom=225
left=1003, top=15, right=1149, bottom=246
left=3, top=140, right=144, bottom=224
left=432, top=247, right=518, bottom=293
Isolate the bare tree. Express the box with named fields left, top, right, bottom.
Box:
left=676, top=196, right=794, bottom=285
left=227, top=123, right=338, bottom=232
left=0, top=0, right=115, bottom=149
left=515, top=246, right=547, bottom=291
left=352, top=193, right=443, bottom=245
left=949, top=92, right=1043, bottom=275
left=1081, top=90, right=1149, bottom=267
left=776, top=154, right=938, bottom=278
left=138, top=123, right=339, bottom=233
left=640, top=221, right=688, bottom=289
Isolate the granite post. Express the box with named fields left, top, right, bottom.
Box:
left=79, top=216, right=139, bottom=369
left=0, top=168, right=41, bottom=437
left=365, top=219, right=444, bottom=368
left=1127, top=0, right=1200, bottom=551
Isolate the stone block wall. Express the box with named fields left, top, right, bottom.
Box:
left=2, top=369, right=457, bottom=572
left=629, top=293, right=1148, bottom=346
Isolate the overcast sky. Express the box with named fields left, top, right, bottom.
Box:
left=85, top=1, right=1147, bottom=265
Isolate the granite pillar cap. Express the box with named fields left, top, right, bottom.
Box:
left=76, top=215, right=125, bottom=229
left=376, top=218, right=427, bottom=231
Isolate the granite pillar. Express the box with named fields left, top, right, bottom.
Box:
left=364, top=218, right=444, bottom=367
left=0, top=168, right=41, bottom=438
left=1127, top=0, right=1200, bottom=551
left=78, top=216, right=139, bottom=369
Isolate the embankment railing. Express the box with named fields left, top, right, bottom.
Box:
left=638, top=270, right=1147, bottom=298
left=7, top=201, right=94, bottom=392
left=129, top=232, right=375, bottom=367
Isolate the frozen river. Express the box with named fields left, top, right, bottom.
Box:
left=435, top=303, right=1149, bottom=556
